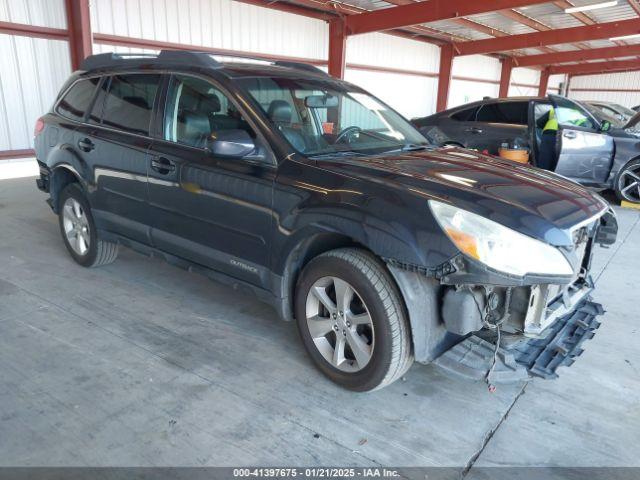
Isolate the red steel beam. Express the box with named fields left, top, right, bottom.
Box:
left=549, top=59, right=640, bottom=75
left=65, top=0, right=92, bottom=70
left=538, top=68, right=550, bottom=96
left=436, top=44, right=454, bottom=112
left=499, top=57, right=513, bottom=97
left=344, top=0, right=546, bottom=36
left=0, top=149, right=35, bottom=160
left=515, top=44, right=640, bottom=67
left=234, top=0, right=332, bottom=20
left=0, top=21, right=68, bottom=40
left=454, top=18, right=640, bottom=56
left=498, top=8, right=551, bottom=31
left=328, top=19, right=346, bottom=79
left=628, top=0, right=640, bottom=15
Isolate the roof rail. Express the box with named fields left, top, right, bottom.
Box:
left=272, top=60, right=328, bottom=76
left=80, top=50, right=221, bottom=71
left=80, top=50, right=330, bottom=77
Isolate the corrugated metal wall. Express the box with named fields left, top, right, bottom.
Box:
left=449, top=55, right=500, bottom=107
left=91, top=0, right=328, bottom=62
left=345, top=33, right=439, bottom=119
left=0, top=0, right=70, bottom=151
left=569, top=71, right=640, bottom=108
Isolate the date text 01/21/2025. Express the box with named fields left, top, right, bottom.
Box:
left=232, top=468, right=401, bottom=477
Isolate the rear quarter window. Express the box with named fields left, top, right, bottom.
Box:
left=451, top=107, right=479, bottom=121
left=56, top=78, right=100, bottom=121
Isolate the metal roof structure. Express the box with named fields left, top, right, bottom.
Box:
left=243, top=0, right=640, bottom=73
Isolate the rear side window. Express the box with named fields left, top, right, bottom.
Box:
left=56, top=78, right=100, bottom=121
left=451, top=107, right=478, bottom=121
left=99, top=74, right=160, bottom=135
left=475, top=102, right=529, bottom=125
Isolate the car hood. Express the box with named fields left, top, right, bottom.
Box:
left=316, top=147, right=608, bottom=246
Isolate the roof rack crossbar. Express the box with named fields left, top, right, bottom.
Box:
left=80, top=50, right=330, bottom=77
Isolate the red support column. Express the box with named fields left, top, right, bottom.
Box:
left=538, top=68, right=550, bottom=97
left=436, top=44, right=453, bottom=112
left=499, top=57, right=513, bottom=98
left=328, top=19, right=346, bottom=79
left=65, top=0, right=92, bottom=70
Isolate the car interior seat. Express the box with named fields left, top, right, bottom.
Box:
left=267, top=99, right=306, bottom=152
left=177, top=86, right=219, bottom=148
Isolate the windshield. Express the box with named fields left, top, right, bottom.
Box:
left=624, top=111, right=640, bottom=130
left=583, top=103, right=624, bottom=128
left=236, top=76, right=428, bottom=156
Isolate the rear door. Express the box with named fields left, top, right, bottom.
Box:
left=549, top=95, right=614, bottom=184
left=80, top=73, right=161, bottom=244
left=469, top=101, right=530, bottom=154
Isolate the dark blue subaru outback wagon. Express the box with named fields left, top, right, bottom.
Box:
left=35, top=51, right=618, bottom=391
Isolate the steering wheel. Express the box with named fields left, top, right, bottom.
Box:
left=335, top=126, right=362, bottom=144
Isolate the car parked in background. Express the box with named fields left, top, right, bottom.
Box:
left=412, top=95, right=640, bottom=203
left=35, top=52, right=617, bottom=391
left=584, top=100, right=636, bottom=127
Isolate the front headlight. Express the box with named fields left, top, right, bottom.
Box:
left=429, top=200, right=573, bottom=277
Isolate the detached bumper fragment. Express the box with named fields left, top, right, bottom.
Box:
left=434, top=299, right=604, bottom=383
left=509, top=299, right=603, bottom=379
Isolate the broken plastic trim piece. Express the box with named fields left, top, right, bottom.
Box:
left=509, top=299, right=603, bottom=379
left=433, top=299, right=604, bottom=383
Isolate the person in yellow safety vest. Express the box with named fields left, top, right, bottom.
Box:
left=538, top=107, right=559, bottom=171
left=543, top=107, right=559, bottom=133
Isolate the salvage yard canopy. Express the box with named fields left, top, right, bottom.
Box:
left=238, top=0, right=640, bottom=109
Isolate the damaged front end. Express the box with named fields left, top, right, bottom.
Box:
left=388, top=207, right=618, bottom=382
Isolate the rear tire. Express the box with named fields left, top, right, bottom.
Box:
left=295, top=248, right=413, bottom=391
left=58, top=183, right=119, bottom=267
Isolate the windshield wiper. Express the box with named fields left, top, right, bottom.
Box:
left=307, top=151, right=370, bottom=159
left=379, top=143, right=431, bottom=154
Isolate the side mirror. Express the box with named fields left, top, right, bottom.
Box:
left=207, top=129, right=256, bottom=158
left=600, top=120, right=611, bottom=132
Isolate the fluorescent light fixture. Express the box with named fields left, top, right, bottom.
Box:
left=609, top=33, right=640, bottom=41
left=565, top=1, right=617, bottom=13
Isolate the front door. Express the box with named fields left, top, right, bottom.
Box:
left=146, top=74, right=276, bottom=288
left=549, top=95, right=614, bottom=184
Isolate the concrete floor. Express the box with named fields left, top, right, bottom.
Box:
left=0, top=175, right=639, bottom=469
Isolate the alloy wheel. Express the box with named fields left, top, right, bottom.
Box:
left=619, top=163, right=640, bottom=203
left=305, top=276, right=374, bottom=372
left=62, top=198, right=91, bottom=256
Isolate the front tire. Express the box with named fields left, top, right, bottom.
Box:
left=295, top=248, right=413, bottom=391
left=58, top=183, right=119, bottom=267
left=615, top=159, right=640, bottom=203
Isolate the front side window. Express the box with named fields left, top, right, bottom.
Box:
left=163, top=75, right=255, bottom=149
left=551, top=97, right=597, bottom=131
left=57, top=78, right=100, bottom=121
left=237, top=76, right=427, bottom=156
left=99, top=74, right=160, bottom=135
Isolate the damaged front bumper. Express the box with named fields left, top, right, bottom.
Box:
left=387, top=207, right=617, bottom=382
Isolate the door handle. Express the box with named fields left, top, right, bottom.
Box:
left=150, top=157, right=176, bottom=174
left=77, top=138, right=95, bottom=152
left=465, top=127, right=483, bottom=134
left=563, top=131, right=577, bottom=139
